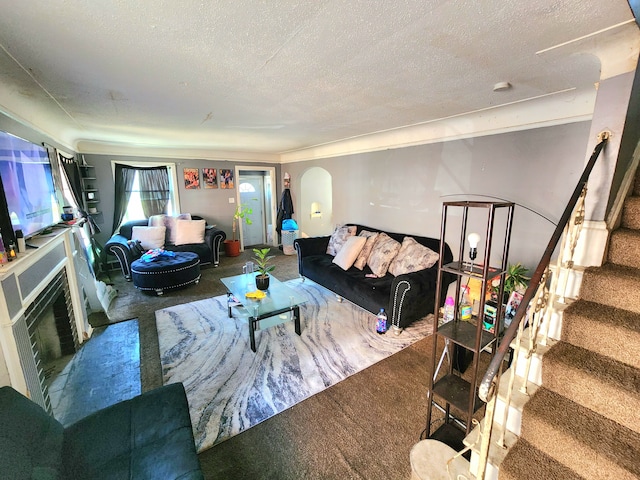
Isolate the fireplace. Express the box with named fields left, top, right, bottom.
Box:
left=0, top=229, right=91, bottom=411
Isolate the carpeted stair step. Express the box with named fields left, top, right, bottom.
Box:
left=541, top=341, right=640, bottom=434
left=608, top=228, right=640, bottom=268
left=499, top=438, right=584, bottom=480
left=518, top=388, right=640, bottom=479
left=579, top=263, right=640, bottom=314
left=562, top=300, right=640, bottom=367
left=621, top=196, right=640, bottom=230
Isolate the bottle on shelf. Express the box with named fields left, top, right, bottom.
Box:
left=459, top=285, right=472, bottom=321
left=443, top=296, right=455, bottom=323
left=376, top=308, right=388, bottom=334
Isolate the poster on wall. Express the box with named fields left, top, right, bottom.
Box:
left=184, top=168, right=200, bottom=189
left=203, top=168, right=218, bottom=189
left=219, top=169, right=234, bottom=189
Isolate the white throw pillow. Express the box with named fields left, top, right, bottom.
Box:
left=164, top=213, right=192, bottom=244
left=388, top=236, right=440, bottom=276
left=132, top=226, right=166, bottom=250
left=174, top=219, right=206, bottom=245
left=332, top=235, right=367, bottom=270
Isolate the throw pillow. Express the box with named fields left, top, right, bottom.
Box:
left=388, top=236, right=440, bottom=276
left=174, top=219, right=206, bottom=245
left=326, top=225, right=356, bottom=256
left=332, top=235, right=367, bottom=270
left=164, top=213, right=192, bottom=245
left=354, top=230, right=379, bottom=270
left=131, top=226, right=166, bottom=250
left=147, top=214, right=166, bottom=228
left=366, top=232, right=401, bottom=277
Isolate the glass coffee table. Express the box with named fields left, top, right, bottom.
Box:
left=220, top=273, right=307, bottom=352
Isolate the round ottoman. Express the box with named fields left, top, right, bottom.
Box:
left=131, top=251, right=201, bottom=295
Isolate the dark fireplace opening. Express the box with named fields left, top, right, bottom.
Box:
left=20, top=269, right=78, bottom=411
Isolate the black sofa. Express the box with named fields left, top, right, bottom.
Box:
left=106, top=215, right=226, bottom=280
left=0, top=382, right=203, bottom=480
left=294, top=224, right=454, bottom=330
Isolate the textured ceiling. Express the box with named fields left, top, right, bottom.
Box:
left=0, top=1, right=637, bottom=159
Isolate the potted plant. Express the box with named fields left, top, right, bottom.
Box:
left=223, top=204, right=253, bottom=257
left=253, top=247, right=275, bottom=290
left=491, top=262, right=530, bottom=302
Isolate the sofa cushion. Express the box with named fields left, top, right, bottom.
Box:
left=354, top=230, right=379, bottom=270
left=149, top=214, right=192, bottom=245
left=174, top=219, right=206, bottom=246
left=326, top=225, right=356, bottom=256
left=388, top=236, right=440, bottom=276
left=332, top=235, right=366, bottom=270
left=132, top=226, right=166, bottom=250
left=367, top=232, right=401, bottom=277
left=0, top=387, right=64, bottom=480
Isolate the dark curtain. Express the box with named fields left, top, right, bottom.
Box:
left=138, top=167, right=170, bottom=218
left=112, top=164, right=137, bottom=234
left=58, top=153, right=101, bottom=235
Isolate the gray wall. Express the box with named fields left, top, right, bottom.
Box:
left=284, top=122, right=593, bottom=272
left=80, top=154, right=281, bottom=246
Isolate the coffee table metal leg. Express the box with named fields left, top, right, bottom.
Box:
left=293, top=306, right=301, bottom=336
left=227, top=292, right=233, bottom=317
left=249, top=316, right=257, bottom=352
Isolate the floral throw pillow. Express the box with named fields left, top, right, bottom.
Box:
left=388, top=236, right=440, bottom=276
left=354, top=230, right=379, bottom=270
left=326, top=225, right=356, bottom=256
left=366, top=232, right=401, bottom=277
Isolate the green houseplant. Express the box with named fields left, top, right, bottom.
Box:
left=492, top=262, right=530, bottom=301
left=223, top=204, right=253, bottom=257
left=253, top=247, right=275, bottom=290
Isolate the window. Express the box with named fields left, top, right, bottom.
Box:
left=112, top=161, right=180, bottom=230
left=121, top=171, right=177, bottom=224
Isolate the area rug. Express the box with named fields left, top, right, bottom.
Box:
left=156, top=278, right=433, bottom=453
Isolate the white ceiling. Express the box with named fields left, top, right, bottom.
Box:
left=0, top=1, right=637, bottom=161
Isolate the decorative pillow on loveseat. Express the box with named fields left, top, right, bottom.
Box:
left=367, top=232, right=401, bottom=277
left=174, top=219, right=206, bottom=245
left=148, top=214, right=192, bottom=245
left=132, top=226, right=166, bottom=250
left=388, top=236, right=439, bottom=276
left=326, top=225, right=357, bottom=256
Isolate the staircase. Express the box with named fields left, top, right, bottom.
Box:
left=499, top=171, right=640, bottom=478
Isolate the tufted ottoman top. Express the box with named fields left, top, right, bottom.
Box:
left=131, top=251, right=199, bottom=274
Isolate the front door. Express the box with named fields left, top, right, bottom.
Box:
left=239, top=175, right=266, bottom=246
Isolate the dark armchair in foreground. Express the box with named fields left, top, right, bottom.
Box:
left=106, top=214, right=226, bottom=280
left=0, top=382, right=203, bottom=480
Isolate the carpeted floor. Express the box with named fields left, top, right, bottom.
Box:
left=156, top=278, right=434, bottom=452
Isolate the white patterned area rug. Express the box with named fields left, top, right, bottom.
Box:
left=156, top=278, right=433, bottom=453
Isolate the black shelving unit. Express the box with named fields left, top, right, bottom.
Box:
left=424, top=201, right=514, bottom=448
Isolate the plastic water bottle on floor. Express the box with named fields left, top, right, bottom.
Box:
left=376, top=308, right=388, bottom=334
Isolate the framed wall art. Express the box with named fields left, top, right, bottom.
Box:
left=219, top=169, right=234, bottom=189
left=184, top=168, right=200, bottom=189
left=203, top=168, right=218, bottom=189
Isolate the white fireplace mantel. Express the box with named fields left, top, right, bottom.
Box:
left=0, top=227, right=91, bottom=400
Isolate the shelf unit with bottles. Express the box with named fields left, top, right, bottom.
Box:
left=424, top=200, right=514, bottom=449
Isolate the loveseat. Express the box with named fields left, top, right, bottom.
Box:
left=106, top=214, right=226, bottom=280
left=294, top=224, right=454, bottom=330
left=0, top=382, right=203, bottom=480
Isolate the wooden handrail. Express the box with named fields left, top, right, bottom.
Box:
left=478, top=132, right=610, bottom=402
